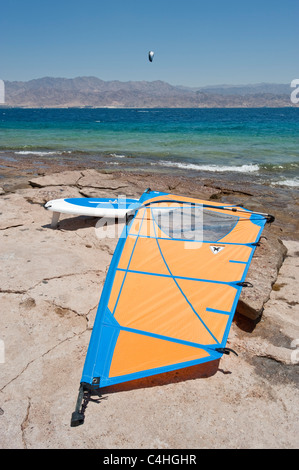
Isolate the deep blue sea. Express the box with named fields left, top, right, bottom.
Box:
left=0, top=107, right=298, bottom=187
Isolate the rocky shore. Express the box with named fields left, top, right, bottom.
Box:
left=0, top=163, right=298, bottom=449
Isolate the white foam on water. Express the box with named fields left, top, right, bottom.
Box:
left=15, top=150, right=60, bottom=156
left=109, top=153, right=126, bottom=158
left=271, top=178, right=299, bottom=188
left=151, top=160, right=260, bottom=173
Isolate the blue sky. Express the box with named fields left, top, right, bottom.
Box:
left=0, top=0, right=298, bottom=86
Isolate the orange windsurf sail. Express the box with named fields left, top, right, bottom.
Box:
left=71, top=189, right=274, bottom=426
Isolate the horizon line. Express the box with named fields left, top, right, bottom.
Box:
left=2, top=75, right=292, bottom=88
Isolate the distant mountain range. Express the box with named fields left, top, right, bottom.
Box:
left=1, top=76, right=296, bottom=108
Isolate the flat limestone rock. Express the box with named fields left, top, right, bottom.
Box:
left=0, top=217, right=111, bottom=293
left=19, top=185, right=82, bottom=205
left=237, top=228, right=288, bottom=320
left=0, top=169, right=298, bottom=449
left=0, top=293, right=86, bottom=390
left=29, top=170, right=83, bottom=188
left=79, top=187, right=139, bottom=199
left=0, top=193, right=38, bottom=229
left=77, top=169, right=130, bottom=191
left=27, top=271, right=105, bottom=317
left=261, top=239, right=299, bottom=339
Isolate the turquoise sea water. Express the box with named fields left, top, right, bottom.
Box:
left=0, top=107, right=298, bottom=186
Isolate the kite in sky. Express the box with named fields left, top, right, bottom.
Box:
left=148, top=51, right=154, bottom=62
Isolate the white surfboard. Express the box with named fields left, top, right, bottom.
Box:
left=44, top=197, right=139, bottom=228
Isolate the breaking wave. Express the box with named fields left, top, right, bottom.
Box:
left=151, top=160, right=260, bottom=173
left=271, top=178, right=299, bottom=187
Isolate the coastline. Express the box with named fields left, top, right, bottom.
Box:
left=1, top=152, right=298, bottom=240
left=0, top=160, right=298, bottom=448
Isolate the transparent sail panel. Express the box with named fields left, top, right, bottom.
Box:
left=202, top=209, right=238, bottom=242
left=152, top=206, right=238, bottom=242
